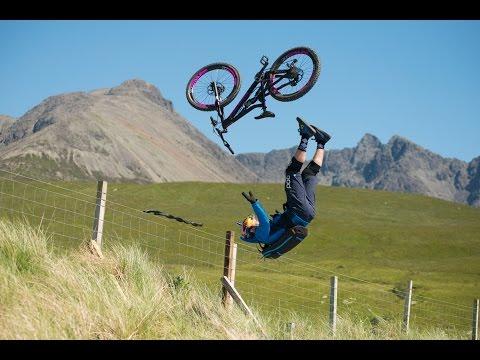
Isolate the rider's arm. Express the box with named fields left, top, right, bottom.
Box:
left=251, top=200, right=270, bottom=243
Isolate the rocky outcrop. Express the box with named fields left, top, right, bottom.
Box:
left=236, top=134, right=480, bottom=206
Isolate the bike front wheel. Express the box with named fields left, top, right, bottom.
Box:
left=186, top=63, right=241, bottom=111
left=268, top=47, right=320, bottom=102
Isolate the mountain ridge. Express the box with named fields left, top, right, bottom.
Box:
left=1, top=79, right=478, bottom=206
left=0, top=79, right=259, bottom=183
left=236, top=133, right=479, bottom=206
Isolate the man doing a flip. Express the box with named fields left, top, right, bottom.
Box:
left=240, top=117, right=331, bottom=259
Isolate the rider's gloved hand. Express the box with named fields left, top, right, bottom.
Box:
left=242, top=191, right=257, bottom=204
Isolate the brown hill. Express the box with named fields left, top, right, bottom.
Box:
left=0, top=79, right=259, bottom=183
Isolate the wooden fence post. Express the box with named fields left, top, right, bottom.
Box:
left=287, top=322, right=295, bottom=340
left=90, top=180, right=107, bottom=258
left=227, top=242, right=238, bottom=307
left=221, top=276, right=267, bottom=338
left=222, top=231, right=235, bottom=308
left=402, top=280, right=413, bottom=333
left=329, top=276, right=338, bottom=335
left=473, top=299, right=479, bottom=340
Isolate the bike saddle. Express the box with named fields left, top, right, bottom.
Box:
left=254, top=110, right=275, bottom=120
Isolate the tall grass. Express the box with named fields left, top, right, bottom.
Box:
left=0, top=219, right=458, bottom=339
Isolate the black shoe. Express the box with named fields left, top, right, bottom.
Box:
left=311, top=125, right=331, bottom=146
left=296, top=117, right=316, bottom=139
left=255, top=110, right=275, bottom=120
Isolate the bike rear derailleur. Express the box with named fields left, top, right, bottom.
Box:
left=210, top=116, right=235, bottom=155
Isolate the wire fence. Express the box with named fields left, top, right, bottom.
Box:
left=0, top=168, right=477, bottom=339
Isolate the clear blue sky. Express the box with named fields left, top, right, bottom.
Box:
left=1, top=20, right=479, bottom=161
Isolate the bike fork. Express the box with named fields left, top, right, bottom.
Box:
left=212, top=81, right=224, bottom=121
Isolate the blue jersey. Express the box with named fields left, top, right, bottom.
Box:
left=241, top=200, right=310, bottom=245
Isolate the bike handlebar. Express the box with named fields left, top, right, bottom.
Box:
left=215, top=128, right=235, bottom=154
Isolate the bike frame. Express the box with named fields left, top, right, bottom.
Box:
left=210, top=55, right=299, bottom=154
left=212, top=56, right=298, bottom=129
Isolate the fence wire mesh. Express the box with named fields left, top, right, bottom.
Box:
left=0, top=169, right=476, bottom=339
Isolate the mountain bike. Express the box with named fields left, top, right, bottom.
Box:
left=185, top=46, right=321, bottom=154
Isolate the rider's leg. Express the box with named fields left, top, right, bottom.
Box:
left=284, top=158, right=307, bottom=218
left=312, top=148, right=325, bottom=167
left=283, top=124, right=313, bottom=217
left=285, top=126, right=311, bottom=172
left=301, top=127, right=330, bottom=219
left=301, top=148, right=324, bottom=218
left=294, top=147, right=307, bottom=163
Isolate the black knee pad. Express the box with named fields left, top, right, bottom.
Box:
left=302, top=161, right=321, bottom=178
left=285, top=157, right=303, bottom=174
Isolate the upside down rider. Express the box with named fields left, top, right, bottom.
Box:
left=240, top=117, right=331, bottom=259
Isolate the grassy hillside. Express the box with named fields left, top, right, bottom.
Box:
left=0, top=219, right=460, bottom=339
left=0, top=176, right=479, bottom=337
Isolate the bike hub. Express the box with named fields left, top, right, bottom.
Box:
left=288, top=66, right=303, bottom=85
left=207, top=82, right=225, bottom=96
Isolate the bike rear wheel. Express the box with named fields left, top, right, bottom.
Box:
left=186, top=63, right=241, bottom=111
left=268, top=47, right=320, bottom=102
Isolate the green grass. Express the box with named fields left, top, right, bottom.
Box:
left=0, top=219, right=462, bottom=339
left=0, top=177, right=479, bottom=338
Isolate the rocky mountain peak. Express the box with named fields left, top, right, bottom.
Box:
left=357, top=133, right=382, bottom=148
left=107, top=79, right=173, bottom=112
left=0, top=115, right=15, bottom=138
left=352, top=133, right=383, bottom=167
left=0, top=115, right=15, bottom=123
left=236, top=133, right=480, bottom=207
left=388, top=134, right=414, bottom=145
left=0, top=92, right=97, bottom=146
left=109, top=79, right=154, bottom=92
left=466, top=156, right=480, bottom=206
left=25, top=92, right=95, bottom=125
left=386, top=135, right=420, bottom=161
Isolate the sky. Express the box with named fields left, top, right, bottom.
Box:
left=0, top=20, right=479, bottom=161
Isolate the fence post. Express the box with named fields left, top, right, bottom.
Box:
left=89, top=180, right=107, bottom=259
left=92, top=180, right=108, bottom=247
left=222, top=231, right=235, bottom=309
left=473, top=299, right=479, bottom=340
left=329, top=276, right=338, bottom=336
left=287, top=322, right=295, bottom=340
left=402, top=280, right=413, bottom=333
left=227, top=242, right=238, bottom=307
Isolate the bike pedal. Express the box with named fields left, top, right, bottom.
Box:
left=254, top=111, right=275, bottom=120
